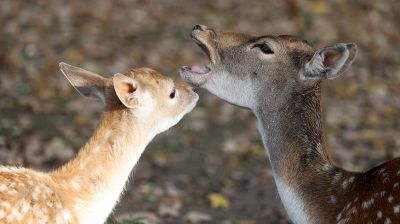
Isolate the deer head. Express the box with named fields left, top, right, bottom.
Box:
left=180, top=25, right=356, bottom=111
left=60, top=63, right=198, bottom=133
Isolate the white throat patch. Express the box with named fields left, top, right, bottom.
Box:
left=204, top=71, right=255, bottom=108
left=275, top=179, right=310, bottom=224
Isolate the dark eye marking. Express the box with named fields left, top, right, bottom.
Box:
left=169, top=88, right=176, bottom=99
left=252, top=43, right=274, bottom=54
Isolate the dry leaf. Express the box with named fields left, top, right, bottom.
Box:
left=207, top=193, right=230, bottom=209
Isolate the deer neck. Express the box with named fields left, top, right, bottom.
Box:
left=255, top=84, right=330, bottom=175
left=254, top=84, right=348, bottom=223
left=50, top=106, right=155, bottom=223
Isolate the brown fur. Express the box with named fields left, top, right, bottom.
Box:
left=181, top=25, right=399, bottom=224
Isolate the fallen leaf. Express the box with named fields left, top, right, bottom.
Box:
left=207, top=193, right=230, bottom=209
left=183, top=211, right=212, bottom=224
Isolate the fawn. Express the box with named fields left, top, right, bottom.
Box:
left=181, top=25, right=400, bottom=224
left=0, top=63, right=198, bottom=224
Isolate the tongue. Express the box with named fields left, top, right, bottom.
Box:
left=190, top=65, right=210, bottom=74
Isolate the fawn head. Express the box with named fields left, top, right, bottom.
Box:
left=60, top=63, right=198, bottom=133
left=180, top=25, right=357, bottom=110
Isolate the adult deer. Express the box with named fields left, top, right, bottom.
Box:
left=181, top=25, right=399, bottom=224
left=0, top=63, right=198, bottom=224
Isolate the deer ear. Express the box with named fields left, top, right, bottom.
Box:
left=113, top=73, right=140, bottom=109
left=301, top=43, right=357, bottom=81
left=59, top=62, right=106, bottom=103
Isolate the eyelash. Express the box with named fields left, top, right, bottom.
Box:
left=253, top=43, right=274, bottom=54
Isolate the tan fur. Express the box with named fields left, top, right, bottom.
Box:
left=0, top=65, right=198, bottom=224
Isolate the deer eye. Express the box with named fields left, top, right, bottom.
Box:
left=254, top=43, right=274, bottom=54
left=169, top=88, right=176, bottom=99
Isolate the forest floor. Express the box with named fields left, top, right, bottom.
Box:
left=1, top=0, right=400, bottom=223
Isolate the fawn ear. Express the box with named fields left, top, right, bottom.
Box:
left=301, top=43, right=357, bottom=81
left=113, top=73, right=140, bottom=109
left=59, top=62, right=106, bottom=103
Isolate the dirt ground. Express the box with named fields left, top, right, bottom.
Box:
left=1, top=0, right=400, bottom=223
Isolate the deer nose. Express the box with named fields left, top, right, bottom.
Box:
left=192, top=24, right=208, bottom=32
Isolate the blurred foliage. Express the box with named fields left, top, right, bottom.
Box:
left=108, top=216, right=147, bottom=224
left=1, top=0, right=400, bottom=223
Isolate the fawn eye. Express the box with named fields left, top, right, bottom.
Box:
left=169, top=88, right=176, bottom=99
left=254, top=43, right=274, bottom=54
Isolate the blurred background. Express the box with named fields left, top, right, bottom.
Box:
left=1, top=0, right=400, bottom=223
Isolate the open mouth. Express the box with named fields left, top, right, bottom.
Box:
left=180, top=36, right=213, bottom=76
left=181, top=64, right=211, bottom=75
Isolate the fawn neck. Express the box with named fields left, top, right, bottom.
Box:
left=50, top=104, right=154, bottom=223
left=254, top=83, right=350, bottom=223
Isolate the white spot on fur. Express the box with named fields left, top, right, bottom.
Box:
left=342, top=179, right=349, bottom=189
left=321, top=163, right=331, bottom=171
left=62, top=209, right=72, bottom=220
left=345, top=201, right=352, bottom=210
left=337, top=211, right=342, bottom=221
left=8, top=207, right=22, bottom=221
left=394, top=205, right=400, bottom=213
left=362, top=198, right=375, bottom=209
left=329, top=195, right=337, bottom=204
left=384, top=217, right=392, bottom=224
left=338, top=217, right=350, bottom=224
left=55, top=202, right=62, bottom=209
left=70, top=180, right=81, bottom=190
left=21, top=200, right=30, bottom=213
left=275, top=179, right=309, bottom=224
left=1, top=201, right=11, bottom=210
left=388, top=195, right=394, bottom=203
left=377, top=210, right=383, bottom=219
left=103, top=130, right=113, bottom=140
left=393, top=183, right=399, bottom=189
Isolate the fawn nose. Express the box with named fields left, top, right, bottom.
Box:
left=192, top=24, right=208, bottom=32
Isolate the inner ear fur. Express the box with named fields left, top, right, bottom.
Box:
left=113, top=73, right=140, bottom=109
left=301, top=43, right=357, bottom=81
